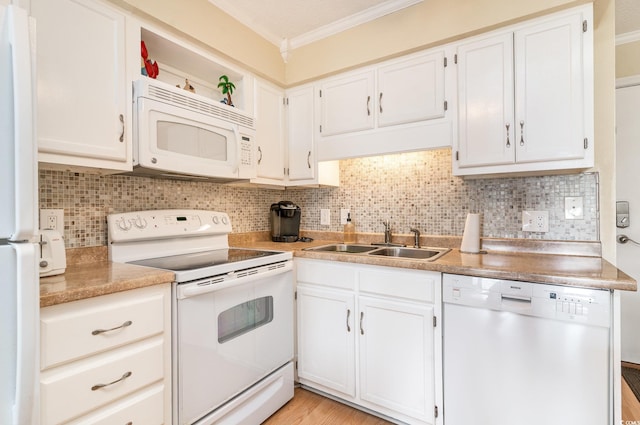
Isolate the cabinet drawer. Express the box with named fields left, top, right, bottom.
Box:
left=41, top=287, right=166, bottom=369
left=296, top=259, right=357, bottom=290
left=67, top=384, right=164, bottom=425
left=41, top=338, right=164, bottom=425
left=358, top=267, right=437, bottom=302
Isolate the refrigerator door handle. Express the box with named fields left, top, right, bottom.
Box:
left=7, top=5, right=37, bottom=242
left=13, top=243, right=39, bottom=425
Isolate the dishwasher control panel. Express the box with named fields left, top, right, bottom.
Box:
left=443, top=274, right=611, bottom=328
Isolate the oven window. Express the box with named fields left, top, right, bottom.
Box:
left=157, top=121, right=228, bottom=161
left=218, top=296, right=274, bottom=343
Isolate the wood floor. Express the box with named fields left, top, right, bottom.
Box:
left=264, top=365, right=640, bottom=424
left=623, top=362, right=640, bottom=421
left=263, top=387, right=390, bottom=424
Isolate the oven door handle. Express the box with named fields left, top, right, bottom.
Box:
left=177, top=261, right=293, bottom=299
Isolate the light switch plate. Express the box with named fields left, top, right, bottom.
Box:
left=522, top=210, right=549, bottom=233
left=320, top=209, right=330, bottom=226
left=564, top=197, right=584, bottom=219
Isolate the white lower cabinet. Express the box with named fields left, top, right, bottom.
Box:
left=296, top=259, right=441, bottom=425
left=40, top=284, right=172, bottom=425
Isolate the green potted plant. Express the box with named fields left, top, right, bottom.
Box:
left=217, top=75, right=235, bottom=106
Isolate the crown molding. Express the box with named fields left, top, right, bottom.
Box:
left=209, top=0, right=423, bottom=62
left=288, top=0, right=422, bottom=50
left=616, top=30, right=640, bottom=46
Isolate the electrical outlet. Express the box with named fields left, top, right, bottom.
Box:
left=320, top=209, right=331, bottom=226
left=522, top=211, right=549, bottom=233
left=340, top=209, right=350, bottom=225
left=564, top=197, right=584, bottom=219
left=40, top=209, right=64, bottom=232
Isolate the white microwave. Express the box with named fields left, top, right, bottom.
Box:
left=131, top=79, right=256, bottom=182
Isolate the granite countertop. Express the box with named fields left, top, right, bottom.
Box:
left=40, top=233, right=636, bottom=307
left=236, top=232, right=637, bottom=292
left=40, top=247, right=174, bottom=307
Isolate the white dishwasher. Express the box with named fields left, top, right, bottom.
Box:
left=442, top=273, right=612, bottom=425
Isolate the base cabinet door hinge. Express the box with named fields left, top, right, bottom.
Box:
left=455, top=151, right=459, bottom=161
left=584, top=138, right=589, bottom=149
left=433, top=316, right=437, bottom=327
left=435, top=405, right=439, bottom=418
left=444, top=100, right=448, bottom=111
left=583, top=20, right=588, bottom=32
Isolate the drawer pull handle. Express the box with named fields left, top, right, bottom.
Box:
left=346, top=309, right=351, bottom=332
left=92, top=320, right=133, bottom=335
left=360, top=311, right=364, bottom=335
left=91, top=371, right=132, bottom=391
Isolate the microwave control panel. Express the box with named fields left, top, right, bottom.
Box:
left=240, top=135, right=252, bottom=166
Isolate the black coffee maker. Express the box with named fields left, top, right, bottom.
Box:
left=270, top=201, right=301, bottom=242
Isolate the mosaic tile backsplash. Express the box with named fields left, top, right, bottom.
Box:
left=39, top=149, right=599, bottom=248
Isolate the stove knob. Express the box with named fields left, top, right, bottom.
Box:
left=212, top=216, right=220, bottom=224
left=221, top=216, right=229, bottom=225
left=133, top=216, right=147, bottom=229
left=117, top=218, right=132, bottom=231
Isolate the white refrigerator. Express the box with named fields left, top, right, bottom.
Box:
left=0, top=4, right=40, bottom=425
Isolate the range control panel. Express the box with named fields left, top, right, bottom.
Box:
left=108, top=209, right=232, bottom=243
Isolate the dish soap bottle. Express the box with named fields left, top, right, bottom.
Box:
left=344, top=213, right=356, bottom=243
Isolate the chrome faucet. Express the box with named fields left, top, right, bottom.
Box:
left=410, top=227, right=421, bottom=248
left=383, top=220, right=392, bottom=244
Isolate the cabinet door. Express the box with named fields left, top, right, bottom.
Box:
left=358, top=296, right=434, bottom=424
left=255, top=82, right=286, bottom=180
left=287, top=86, right=315, bottom=181
left=33, top=0, right=128, bottom=168
left=319, top=70, right=375, bottom=137
left=377, top=51, right=445, bottom=127
left=297, top=285, right=356, bottom=398
left=456, top=33, right=515, bottom=168
left=514, top=13, right=585, bottom=163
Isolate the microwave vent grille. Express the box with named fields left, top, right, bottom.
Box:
left=147, top=84, right=254, bottom=128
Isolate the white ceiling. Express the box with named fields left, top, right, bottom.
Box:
left=209, top=0, right=640, bottom=59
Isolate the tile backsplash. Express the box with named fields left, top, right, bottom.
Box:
left=39, top=149, right=598, bottom=248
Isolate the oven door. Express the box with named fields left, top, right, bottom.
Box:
left=136, top=97, right=242, bottom=179
left=174, top=262, right=294, bottom=425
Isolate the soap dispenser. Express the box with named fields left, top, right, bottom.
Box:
left=344, top=213, right=356, bottom=243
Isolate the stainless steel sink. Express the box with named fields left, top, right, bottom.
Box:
left=304, top=244, right=379, bottom=254
left=367, top=246, right=450, bottom=261
left=304, top=243, right=451, bottom=261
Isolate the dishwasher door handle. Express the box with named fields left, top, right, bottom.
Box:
left=500, top=294, right=532, bottom=313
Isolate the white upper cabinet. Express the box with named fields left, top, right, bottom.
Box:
left=255, top=81, right=286, bottom=182
left=377, top=51, right=446, bottom=128
left=287, top=85, right=316, bottom=182
left=319, top=70, right=375, bottom=137
left=456, top=33, right=514, bottom=168
left=454, top=4, right=593, bottom=176
left=33, top=0, right=131, bottom=172
left=251, top=80, right=339, bottom=188
left=317, top=48, right=453, bottom=161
